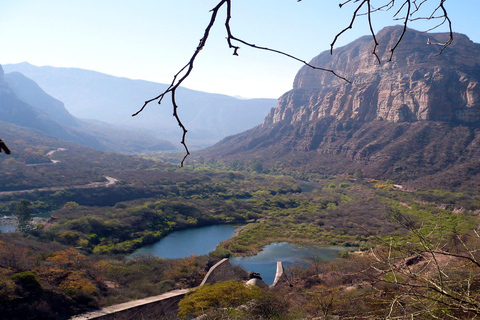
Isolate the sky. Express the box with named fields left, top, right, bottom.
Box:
left=1, top=0, right=479, bottom=99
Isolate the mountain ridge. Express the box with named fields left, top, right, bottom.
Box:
left=3, top=62, right=276, bottom=147
left=266, top=26, right=480, bottom=125
left=0, top=65, right=176, bottom=153
left=202, top=27, right=480, bottom=190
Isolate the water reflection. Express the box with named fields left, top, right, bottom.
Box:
left=230, top=242, right=351, bottom=285
left=129, top=225, right=238, bottom=259
left=0, top=225, right=17, bottom=233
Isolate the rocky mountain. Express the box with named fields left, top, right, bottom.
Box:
left=266, top=26, right=480, bottom=125
left=204, top=26, right=480, bottom=189
left=3, top=63, right=276, bottom=148
left=0, top=65, right=175, bottom=153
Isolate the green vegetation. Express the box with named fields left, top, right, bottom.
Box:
left=2, top=143, right=480, bottom=319
left=178, top=280, right=262, bottom=317
left=14, top=199, right=33, bottom=232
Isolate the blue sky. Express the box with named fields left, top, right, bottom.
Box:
left=1, top=0, right=479, bottom=99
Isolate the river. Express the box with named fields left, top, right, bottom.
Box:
left=129, top=224, right=352, bottom=285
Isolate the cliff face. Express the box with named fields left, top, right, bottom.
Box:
left=204, top=27, right=480, bottom=189
left=265, top=26, right=480, bottom=125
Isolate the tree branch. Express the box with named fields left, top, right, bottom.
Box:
left=133, top=0, right=453, bottom=166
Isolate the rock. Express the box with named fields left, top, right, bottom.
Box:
left=203, top=27, right=480, bottom=189
left=264, top=26, right=480, bottom=125
left=246, top=278, right=268, bottom=289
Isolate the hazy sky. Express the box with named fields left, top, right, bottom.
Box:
left=1, top=1, right=479, bottom=99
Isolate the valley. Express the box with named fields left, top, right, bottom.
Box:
left=1, top=25, right=480, bottom=319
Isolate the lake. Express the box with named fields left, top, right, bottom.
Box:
left=129, top=224, right=238, bottom=258
left=230, top=242, right=351, bottom=285
left=0, top=225, right=17, bottom=233
left=129, top=224, right=352, bottom=285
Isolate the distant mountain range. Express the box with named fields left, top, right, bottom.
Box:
left=3, top=63, right=276, bottom=148
left=203, top=27, right=480, bottom=190
left=0, top=65, right=175, bottom=153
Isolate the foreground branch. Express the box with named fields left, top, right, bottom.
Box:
left=133, top=0, right=452, bottom=166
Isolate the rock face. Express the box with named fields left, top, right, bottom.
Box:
left=264, top=26, right=480, bottom=125
left=204, top=27, right=480, bottom=189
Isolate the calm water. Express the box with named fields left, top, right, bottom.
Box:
left=130, top=224, right=351, bottom=286
left=129, top=224, right=238, bottom=258
left=230, top=242, right=351, bottom=285
left=0, top=225, right=16, bottom=233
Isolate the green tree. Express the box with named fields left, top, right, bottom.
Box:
left=251, top=161, right=264, bottom=174
left=15, top=200, right=33, bottom=232
left=354, top=168, right=364, bottom=182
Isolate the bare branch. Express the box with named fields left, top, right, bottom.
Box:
left=335, top=0, right=453, bottom=62
left=0, top=139, right=11, bottom=154
left=132, top=0, right=228, bottom=166
left=388, top=1, right=411, bottom=61
left=133, top=0, right=351, bottom=165
left=133, top=0, right=453, bottom=165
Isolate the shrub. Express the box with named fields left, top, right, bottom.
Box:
left=178, top=280, right=262, bottom=317
left=10, top=271, right=42, bottom=293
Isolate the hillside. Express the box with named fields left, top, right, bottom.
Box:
left=0, top=66, right=175, bottom=153
left=3, top=63, right=277, bottom=147
left=203, top=27, right=480, bottom=190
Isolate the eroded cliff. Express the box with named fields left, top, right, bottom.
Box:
left=265, top=26, right=480, bottom=125
left=203, top=27, right=480, bottom=189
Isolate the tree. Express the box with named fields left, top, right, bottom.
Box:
left=354, top=168, right=364, bottom=182
left=15, top=199, right=33, bottom=232
left=132, top=0, right=452, bottom=166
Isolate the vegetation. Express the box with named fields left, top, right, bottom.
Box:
left=2, top=143, right=480, bottom=318
left=178, top=280, right=262, bottom=317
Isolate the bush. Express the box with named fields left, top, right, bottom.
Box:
left=178, top=280, right=262, bottom=317
left=10, top=271, right=42, bottom=293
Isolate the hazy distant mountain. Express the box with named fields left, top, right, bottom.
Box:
left=0, top=65, right=176, bottom=153
left=3, top=63, right=277, bottom=147
left=4, top=71, right=80, bottom=128
left=204, top=27, right=480, bottom=190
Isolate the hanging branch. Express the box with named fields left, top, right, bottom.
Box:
left=333, top=0, right=453, bottom=62
left=132, top=0, right=349, bottom=167
left=134, top=0, right=452, bottom=167
left=0, top=139, right=11, bottom=155
left=132, top=0, right=230, bottom=166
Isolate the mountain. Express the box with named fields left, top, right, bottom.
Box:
left=2, top=63, right=277, bottom=147
left=203, top=26, right=480, bottom=190
left=0, top=66, right=175, bottom=153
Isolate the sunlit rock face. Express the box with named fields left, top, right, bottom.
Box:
left=265, top=26, right=480, bottom=125
left=204, top=27, right=480, bottom=189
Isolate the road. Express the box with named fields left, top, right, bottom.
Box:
left=0, top=176, right=119, bottom=197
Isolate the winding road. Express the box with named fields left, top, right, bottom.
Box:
left=0, top=176, right=119, bottom=197
left=1, top=147, right=120, bottom=197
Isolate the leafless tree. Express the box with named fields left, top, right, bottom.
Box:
left=366, top=208, right=480, bottom=318
left=132, top=0, right=452, bottom=166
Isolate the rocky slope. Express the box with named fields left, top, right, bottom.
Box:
left=204, top=27, right=480, bottom=189
left=265, top=26, right=480, bottom=125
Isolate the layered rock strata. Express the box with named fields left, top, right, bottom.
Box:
left=265, top=26, right=480, bottom=125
